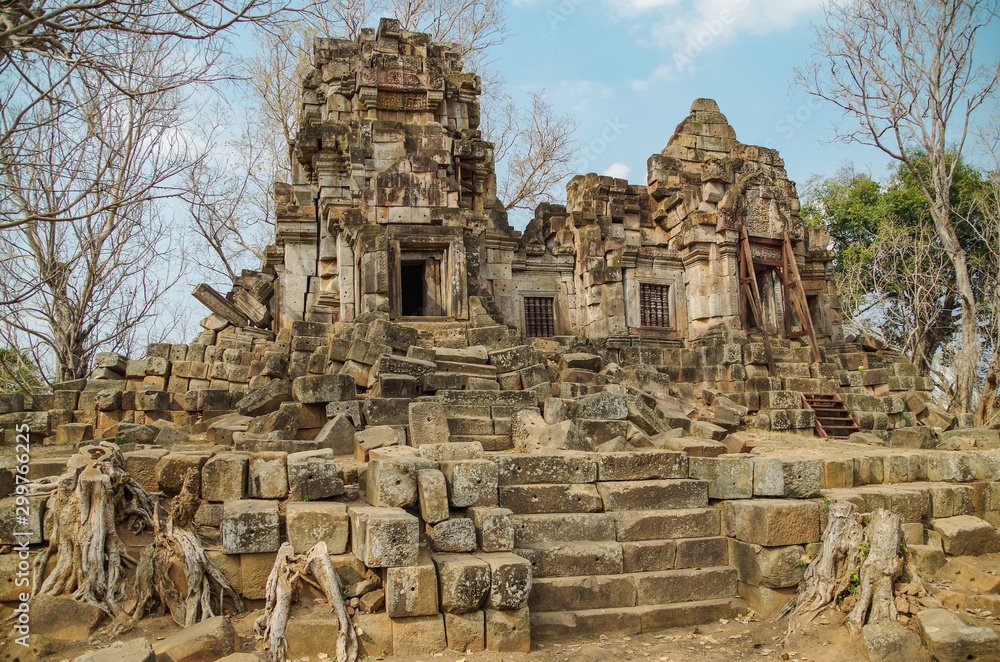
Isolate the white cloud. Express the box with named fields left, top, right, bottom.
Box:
left=618, top=0, right=821, bottom=86
left=551, top=79, right=616, bottom=113
left=554, top=79, right=616, bottom=99
left=623, top=0, right=681, bottom=10
left=611, top=0, right=822, bottom=56
left=602, top=162, right=633, bottom=179
left=652, top=0, right=821, bottom=49
left=628, top=64, right=677, bottom=92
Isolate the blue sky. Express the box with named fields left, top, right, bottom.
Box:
left=491, top=0, right=1000, bottom=229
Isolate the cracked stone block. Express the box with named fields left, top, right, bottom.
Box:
left=469, top=506, right=514, bottom=552
left=445, top=611, right=485, bottom=653
left=476, top=552, right=532, bottom=609
left=285, top=501, right=349, bottom=554
left=417, top=469, right=449, bottom=524
left=124, top=448, right=169, bottom=492
left=688, top=456, right=753, bottom=499
left=314, top=414, right=355, bottom=455
left=914, top=608, right=999, bottom=662
left=439, top=459, right=499, bottom=508
left=433, top=553, right=491, bottom=614
left=152, top=615, right=236, bottom=662
left=349, top=506, right=419, bottom=567
left=0, top=495, right=45, bottom=545
left=292, top=373, right=356, bottom=404
left=354, top=425, right=406, bottom=462
left=752, top=456, right=823, bottom=498
left=385, top=548, right=439, bottom=618
left=286, top=448, right=344, bottom=500
left=409, top=401, right=451, bottom=446
left=729, top=539, right=804, bottom=588
left=248, top=451, right=288, bottom=499
left=367, top=457, right=418, bottom=508
left=485, top=607, right=530, bottom=652
left=391, top=613, right=446, bottom=656
left=155, top=452, right=210, bottom=496
left=428, top=518, right=477, bottom=553
left=930, top=515, right=1000, bottom=556
left=221, top=500, right=280, bottom=554
left=722, top=499, right=820, bottom=547
left=201, top=453, right=248, bottom=502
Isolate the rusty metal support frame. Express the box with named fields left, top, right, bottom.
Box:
left=739, top=226, right=777, bottom=376
left=781, top=231, right=822, bottom=363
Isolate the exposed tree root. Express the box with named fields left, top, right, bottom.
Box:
left=785, top=500, right=926, bottom=638
left=255, top=541, right=358, bottom=662
left=28, top=442, right=155, bottom=618
left=133, top=469, right=243, bottom=626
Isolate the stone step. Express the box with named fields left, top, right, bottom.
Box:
left=513, top=508, right=722, bottom=546
left=491, top=452, right=598, bottom=485
left=596, top=479, right=709, bottom=511
left=528, top=566, right=737, bottom=612
left=614, top=508, right=722, bottom=542
left=500, top=483, right=604, bottom=514
left=513, top=513, right=618, bottom=545
left=456, top=375, right=501, bottom=390
left=530, top=598, right=746, bottom=640
left=517, top=536, right=730, bottom=577
left=517, top=541, right=625, bottom=577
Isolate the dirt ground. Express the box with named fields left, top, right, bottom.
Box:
left=741, top=430, right=875, bottom=458
left=359, top=612, right=866, bottom=662
left=42, top=606, right=864, bottom=662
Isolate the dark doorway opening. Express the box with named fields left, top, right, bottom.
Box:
left=401, top=263, right=424, bottom=316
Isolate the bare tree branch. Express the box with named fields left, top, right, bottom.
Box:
left=485, top=88, right=578, bottom=213
left=0, top=35, right=193, bottom=384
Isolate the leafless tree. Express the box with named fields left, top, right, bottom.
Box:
left=185, top=123, right=275, bottom=283
left=0, top=1, right=295, bottom=230
left=183, top=18, right=306, bottom=279
left=198, top=2, right=575, bottom=264
left=0, top=0, right=284, bottom=53
left=0, top=38, right=193, bottom=384
left=798, top=0, right=1000, bottom=413
left=485, top=88, right=578, bottom=214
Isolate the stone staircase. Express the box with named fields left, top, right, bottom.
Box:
left=491, top=451, right=744, bottom=639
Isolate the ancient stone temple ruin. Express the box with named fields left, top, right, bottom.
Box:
left=4, top=17, right=1000, bottom=662
left=267, top=18, right=842, bottom=354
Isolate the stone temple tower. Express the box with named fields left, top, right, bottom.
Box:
left=268, top=18, right=506, bottom=331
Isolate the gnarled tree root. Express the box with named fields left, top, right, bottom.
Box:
left=785, top=500, right=926, bottom=638
left=28, top=442, right=155, bottom=618
left=254, top=541, right=358, bottom=662
left=133, top=469, right=243, bottom=626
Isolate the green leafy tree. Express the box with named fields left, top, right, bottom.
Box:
left=804, top=157, right=990, bottom=385
left=798, top=0, right=1000, bottom=413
